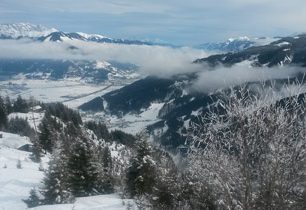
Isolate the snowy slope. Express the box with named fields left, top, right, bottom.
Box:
left=76, top=32, right=108, bottom=40
left=9, top=112, right=45, bottom=129
left=83, top=102, right=165, bottom=135
left=31, top=194, right=137, bottom=210
left=0, top=131, right=137, bottom=210
left=0, top=131, right=30, bottom=148
left=0, top=131, right=44, bottom=210
left=0, top=23, right=58, bottom=38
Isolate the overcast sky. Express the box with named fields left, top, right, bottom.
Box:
left=1, top=0, right=306, bottom=45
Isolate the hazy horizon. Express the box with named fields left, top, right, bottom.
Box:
left=1, top=0, right=306, bottom=45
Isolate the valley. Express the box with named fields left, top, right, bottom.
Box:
left=0, top=20, right=306, bottom=210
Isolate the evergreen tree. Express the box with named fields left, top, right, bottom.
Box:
left=30, top=140, right=42, bottom=163
left=7, top=117, right=36, bottom=139
left=0, top=96, right=7, bottom=130
left=38, top=112, right=61, bottom=153
left=97, top=146, right=114, bottom=194
left=41, top=146, right=73, bottom=204
left=38, top=115, right=52, bottom=153
left=66, top=137, right=100, bottom=197
left=149, top=149, right=181, bottom=209
left=101, top=146, right=112, bottom=169
left=4, top=96, right=12, bottom=114
left=85, top=121, right=111, bottom=140
left=126, top=138, right=156, bottom=197
left=13, top=95, right=29, bottom=113
left=23, top=188, right=40, bottom=208
left=111, top=130, right=136, bottom=146
left=44, top=103, right=82, bottom=127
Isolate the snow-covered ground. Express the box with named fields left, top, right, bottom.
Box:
left=0, top=131, right=137, bottom=210
left=0, top=76, right=158, bottom=134
left=0, top=132, right=31, bottom=148
left=8, top=111, right=45, bottom=129
left=0, top=78, right=124, bottom=109
left=63, top=85, right=122, bottom=109
left=31, top=194, right=137, bottom=210
left=0, top=131, right=44, bottom=210
left=83, top=102, right=164, bottom=134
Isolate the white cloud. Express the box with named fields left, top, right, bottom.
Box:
left=0, top=38, right=305, bottom=95
left=191, top=64, right=306, bottom=94
left=0, top=39, right=208, bottom=77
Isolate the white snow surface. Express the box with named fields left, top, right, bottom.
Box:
left=8, top=112, right=45, bottom=129
left=0, top=132, right=44, bottom=210
left=84, top=102, right=165, bottom=134
left=0, top=131, right=137, bottom=210
left=223, top=36, right=278, bottom=49
left=274, top=41, right=290, bottom=47
left=76, top=32, right=108, bottom=40
left=95, top=60, right=111, bottom=69
left=31, top=194, right=137, bottom=210
left=0, top=78, right=123, bottom=109
left=0, top=131, right=30, bottom=149
left=0, top=23, right=58, bottom=38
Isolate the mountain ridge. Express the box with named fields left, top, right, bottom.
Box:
left=0, top=23, right=172, bottom=47
left=196, top=36, right=278, bottom=52
left=194, top=34, right=306, bottom=67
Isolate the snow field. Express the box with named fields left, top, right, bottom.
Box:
left=0, top=132, right=137, bottom=210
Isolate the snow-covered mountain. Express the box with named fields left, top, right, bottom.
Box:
left=0, top=23, right=58, bottom=39
left=195, top=34, right=306, bottom=67
left=197, top=36, right=278, bottom=52
left=39, top=31, right=154, bottom=45
left=0, top=23, right=159, bottom=46
left=80, top=34, right=306, bottom=149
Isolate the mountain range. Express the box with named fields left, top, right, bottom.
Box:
left=197, top=36, right=278, bottom=52
left=80, top=33, right=306, bottom=149
left=0, top=23, right=165, bottom=46
left=1, top=23, right=306, bottom=149
left=195, top=34, right=306, bottom=67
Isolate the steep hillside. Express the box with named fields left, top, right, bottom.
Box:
left=195, top=34, right=306, bottom=67
left=79, top=34, right=306, bottom=149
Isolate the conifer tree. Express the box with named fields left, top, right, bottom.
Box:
left=13, top=95, right=28, bottom=113
left=23, top=188, right=40, bottom=208
left=66, top=137, right=100, bottom=197
left=126, top=138, right=156, bottom=197
left=0, top=96, right=7, bottom=130
left=41, top=144, right=73, bottom=204
left=4, top=96, right=12, bottom=114
left=101, top=146, right=112, bottom=169
left=38, top=112, right=61, bottom=153
left=97, top=146, right=114, bottom=194
left=38, top=113, right=52, bottom=153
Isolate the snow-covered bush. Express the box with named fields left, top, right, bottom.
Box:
left=187, top=85, right=306, bottom=209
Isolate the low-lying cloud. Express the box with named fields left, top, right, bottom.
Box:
left=0, top=39, right=207, bottom=77
left=192, top=64, right=306, bottom=94
left=1, top=39, right=306, bottom=95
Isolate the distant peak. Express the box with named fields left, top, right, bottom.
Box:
left=76, top=32, right=108, bottom=40
left=0, top=22, right=58, bottom=38
left=228, top=36, right=250, bottom=42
